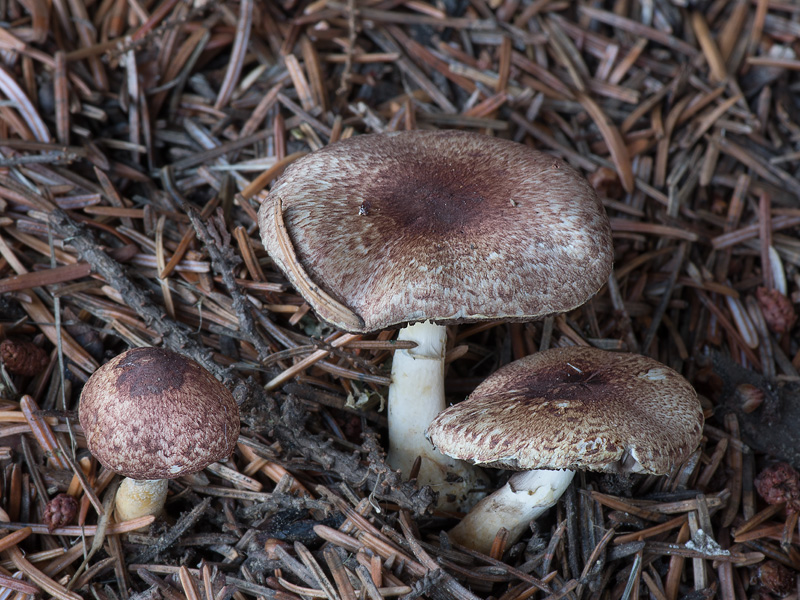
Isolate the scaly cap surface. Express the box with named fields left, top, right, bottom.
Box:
left=79, top=347, right=240, bottom=480
left=427, top=346, right=703, bottom=475
left=258, top=130, right=613, bottom=333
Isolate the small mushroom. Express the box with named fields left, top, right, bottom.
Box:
left=426, top=346, right=704, bottom=553
left=79, top=347, right=240, bottom=521
left=258, top=130, right=613, bottom=509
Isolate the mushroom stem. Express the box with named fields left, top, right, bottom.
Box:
left=115, top=478, right=168, bottom=522
left=448, top=469, right=575, bottom=554
left=387, top=321, right=486, bottom=510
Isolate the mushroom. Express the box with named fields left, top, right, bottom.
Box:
left=258, top=130, right=613, bottom=509
left=79, top=347, right=240, bottom=521
left=426, top=346, right=704, bottom=553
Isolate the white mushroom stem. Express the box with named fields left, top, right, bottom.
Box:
left=387, top=321, right=486, bottom=510
left=448, top=469, right=575, bottom=554
left=115, top=478, right=168, bottom=522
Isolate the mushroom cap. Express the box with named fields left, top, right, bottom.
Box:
left=427, top=346, right=703, bottom=475
left=79, top=347, right=240, bottom=480
left=258, top=130, right=613, bottom=333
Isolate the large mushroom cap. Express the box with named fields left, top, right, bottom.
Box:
left=427, top=346, right=703, bottom=475
left=79, top=347, right=240, bottom=480
left=258, top=130, right=613, bottom=333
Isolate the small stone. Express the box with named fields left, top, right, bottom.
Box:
left=684, top=529, right=729, bottom=556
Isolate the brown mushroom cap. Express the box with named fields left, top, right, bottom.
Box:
left=258, top=130, right=613, bottom=333
left=79, top=347, right=240, bottom=480
left=427, top=347, right=703, bottom=475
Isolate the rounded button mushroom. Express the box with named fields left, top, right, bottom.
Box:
left=79, top=347, right=240, bottom=521
left=426, top=346, right=704, bottom=553
left=258, top=130, right=613, bottom=510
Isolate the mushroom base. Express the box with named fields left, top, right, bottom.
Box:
left=448, top=469, right=575, bottom=554
left=387, top=321, right=487, bottom=511
left=115, top=477, right=169, bottom=522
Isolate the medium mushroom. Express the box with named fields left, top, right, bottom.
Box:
left=258, top=130, right=613, bottom=509
left=426, top=346, right=704, bottom=553
left=79, top=347, right=240, bottom=521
